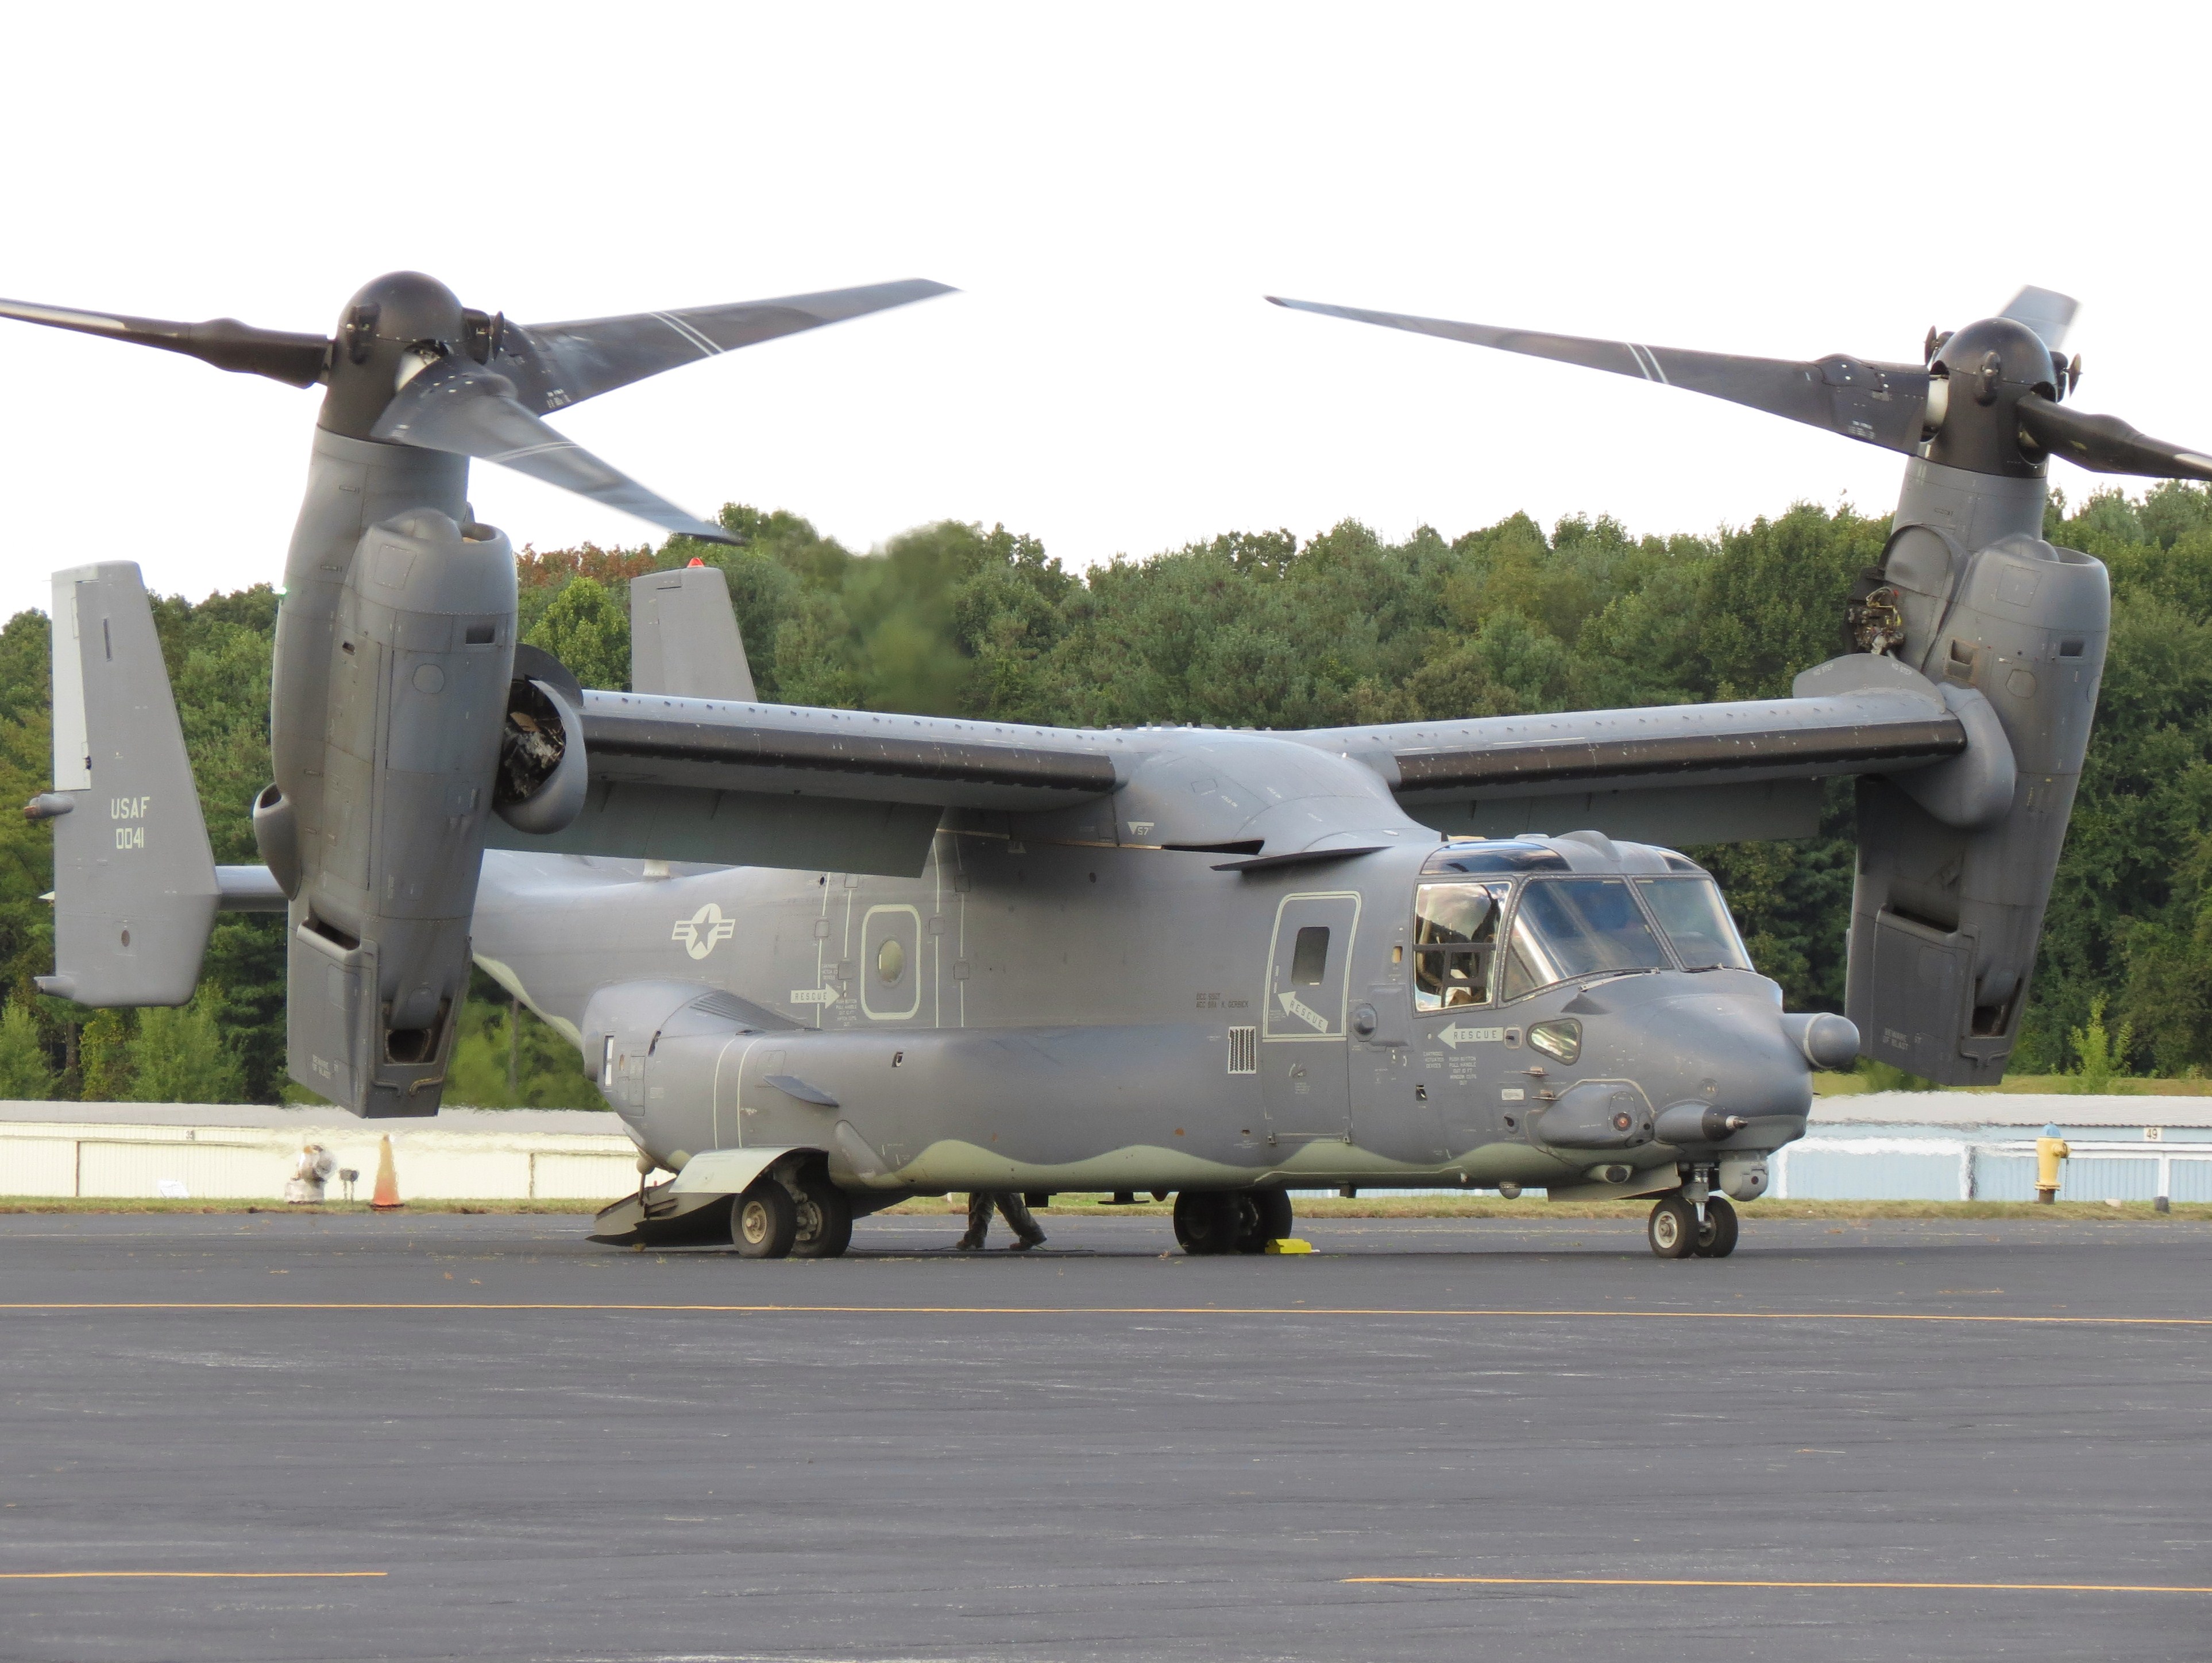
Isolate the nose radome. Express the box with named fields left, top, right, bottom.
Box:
left=1781, top=1010, right=1860, bottom=1072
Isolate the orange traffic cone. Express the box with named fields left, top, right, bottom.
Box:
left=369, top=1135, right=404, bottom=1211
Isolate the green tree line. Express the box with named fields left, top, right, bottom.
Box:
left=1, top=484, right=2207, bottom=1102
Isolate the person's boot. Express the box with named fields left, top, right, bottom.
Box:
left=955, top=1232, right=985, bottom=1251
left=1009, top=1231, right=1045, bottom=1251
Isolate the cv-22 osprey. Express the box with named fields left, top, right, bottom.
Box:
left=9, top=274, right=2206, bottom=1258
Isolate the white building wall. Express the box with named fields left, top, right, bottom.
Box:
left=7, top=1093, right=2212, bottom=1204
left=0, top=1104, right=641, bottom=1202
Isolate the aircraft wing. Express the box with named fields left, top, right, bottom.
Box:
left=486, top=691, right=1128, bottom=876
left=1296, top=655, right=2007, bottom=845
left=488, top=651, right=2002, bottom=873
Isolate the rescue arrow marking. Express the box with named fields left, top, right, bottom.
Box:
left=1276, top=989, right=1330, bottom=1032
left=1437, top=1024, right=1504, bottom=1049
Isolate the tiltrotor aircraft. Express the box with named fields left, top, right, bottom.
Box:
left=8, top=272, right=2206, bottom=1258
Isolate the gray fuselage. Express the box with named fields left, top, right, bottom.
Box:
left=472, top=740, right=1817, bottom=1200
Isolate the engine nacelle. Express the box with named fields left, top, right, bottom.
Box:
left=1844, top=458, right=2110, bottom=1085
left=278, top=493, right=516, bottom=1115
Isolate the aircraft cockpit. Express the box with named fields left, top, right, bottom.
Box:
left=1411, top=837, right=1756, bottom=1011
left=1388, top=833, right=1848, bottom=1256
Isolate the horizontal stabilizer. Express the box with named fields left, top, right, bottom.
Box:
left=216, top=866, right=288, bottom=912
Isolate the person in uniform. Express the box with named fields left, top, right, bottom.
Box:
left=958, top=1190, right=1045, bottom=1251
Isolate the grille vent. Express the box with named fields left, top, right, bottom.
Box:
left=1226, top=1026, right=1258, bottom=1074
left=689, top=989, right=750, bottom=1021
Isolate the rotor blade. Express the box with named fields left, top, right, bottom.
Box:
left=496, top=278, right=956, bottom=413
left=0, top=296, right=329, bottom=387
left=2000, top=286, right=2078, bottom=354
left=1267, top=296, right=1935, bottom=455
left=2017, top=395, right=2212, bottom=482
left=372, top=359, right=736, bottom=543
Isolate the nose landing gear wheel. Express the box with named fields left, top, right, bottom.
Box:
left=1647, top=1194, right=1697, bottom=1259
left=733, top=1180, right=798, bottom=1259
left=1692, top=1194, right=1739, bottom=1258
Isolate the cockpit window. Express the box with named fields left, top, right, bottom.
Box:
left=1501, top=877, right=1672, bottom=1000
left=1413, top=881, right=1508, bottom=1010
left=1634, top=876, right=1754, bottom=970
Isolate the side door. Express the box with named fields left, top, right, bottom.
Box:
left=1260, top=892, right=1360, bottom=1144
left=1351, top=940, right=1434, bottom=1162
left=1411, top=879, right=1514, bottom=1156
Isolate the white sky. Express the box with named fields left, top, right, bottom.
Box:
left=0, top=2, right=2204, bottom=617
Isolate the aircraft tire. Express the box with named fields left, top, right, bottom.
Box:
left=1647, top=1195, right=1697, bottom=1259
left=790, top=1175, right=854, bottom=1259
left=1172, top=1190, right=1241, bottom=1256
left=1233, top=1186, right=1295, bottom=1253
left=1693, top=1195, right=1739, bottom=1259
left=732, top=1181, right=798, bottom=1259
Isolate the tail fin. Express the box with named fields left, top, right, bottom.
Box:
left=629, top=563, right=755, bottom=700
left=34, top=563, right=220, bottom=1005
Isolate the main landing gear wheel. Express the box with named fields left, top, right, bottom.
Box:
left=1693, top=1194, right=1739, bottom=1259
left=733, top=1179, right=798, bottom=1259
left=1233, top=1186, right=1295, bottom=1254
left=1647, top=1194, right=1698, bottom=1259
left=790, top=1171, right=853, bottom=1259
left=1172, top=1190, right=1242, bottom=1256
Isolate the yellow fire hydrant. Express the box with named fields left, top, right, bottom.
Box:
left=2035, top=1123, right=2070, bottom=1204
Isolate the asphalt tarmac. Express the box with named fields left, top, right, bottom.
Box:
left=3, top=1208, right=2209, bottom=1663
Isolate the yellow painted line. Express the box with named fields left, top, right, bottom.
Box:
left=0, top=1302, right=2207, bottom=1328
left=1348, top=1575, right=2212, bottom=1594
left=0, top=1571, right=385, bottom=1581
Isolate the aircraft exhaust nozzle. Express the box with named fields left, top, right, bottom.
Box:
left=1781, top=1011, right=1860, bottom=1072
left=252, top=783, right=302, bottom=897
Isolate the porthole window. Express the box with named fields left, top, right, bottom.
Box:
left=877, top=937, right=906, bottom=984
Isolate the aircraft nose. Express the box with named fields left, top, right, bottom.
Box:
left=1613, top=986, right=1819, bottom=1122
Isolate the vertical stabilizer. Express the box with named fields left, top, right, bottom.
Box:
left=630, top=564, right=755, bottom=701
left=36, top=563, right=219, bottom=1005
